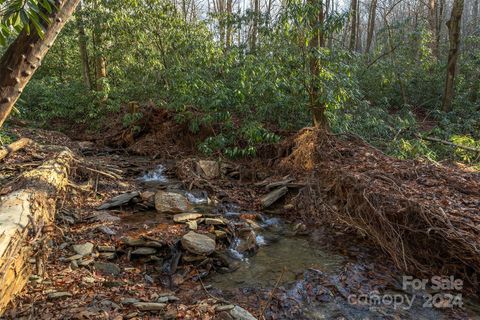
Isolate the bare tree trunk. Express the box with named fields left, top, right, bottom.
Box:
left=441, top=0, right=464, bottom=112
left=95, top=56, right=107, bottom=92
left=366, top=0, right=378, bottom=54
left=76, top=3, right=92, bottom=90
left=225, top=0, right=233, bottom=49
left=308, top=0, right=328, bottom=128
left=251, top=0, right=260, bottom=51
left=427, top=0, right=439, bottom=58
left=472, top=0, right=479, bottom=33
left=0, top=0, right=81, bottom=128
left=349, top=0, right=358, bottom=51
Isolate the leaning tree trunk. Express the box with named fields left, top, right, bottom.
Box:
left=0, top=0, right=82, bottom=128
left=441, top=0, right=464, bottom=112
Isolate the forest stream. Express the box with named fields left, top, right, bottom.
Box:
left=66, top=160, right=474, bottom=320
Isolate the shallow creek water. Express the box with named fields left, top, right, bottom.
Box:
left=134, top=165, right=474, bottom=319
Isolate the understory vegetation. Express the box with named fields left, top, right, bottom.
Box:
left=1, top=0, right=479, bottom=165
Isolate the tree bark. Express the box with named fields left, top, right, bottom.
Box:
left=349, top=0, right=358, bottom=51
left=251, top=0, right=260, bottom=51
left=0, top=0, right=82, bottom=128
left=441, top=0, right=464, bottom=112
left=225, top=0, right=233, bottom=49
left=308, top=0, right=329, bottom=128
left=366, top=0, right=378, bottom=54
left=427, top=0, right=440, bottom=59
left=0, top=149, right=73, bottom=315
left=76, top=3, right=92, bottom=90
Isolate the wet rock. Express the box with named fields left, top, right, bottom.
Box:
left=235, top=229, right=257, bottom=253
left=205, top=218, right=225, bottom=225
left=244, top=219, right=262, bottom=230
left=134, top=302, right=166, bottom=311
left=181, top=231, right=216, bottom=255
left=47, top=292, right=72, bottom=300
left=173, top=213, right=203, bottom=223
left=97, top=191, right=140, bottom=210
left=196, top=160, right=220, bottom=179
left=260, top=186, right=288, bottom=208
left=72, top=242, right=93, bottom=256
left=229, top=306, right=257, bottom=320
left=132, top=247, right=157, bottom=255
left=94, top=262, right=121, bottom=276
left=155, top=190, right=192, bottom=213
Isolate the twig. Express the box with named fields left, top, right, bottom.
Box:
left=260, top=267, right=286, bottom=319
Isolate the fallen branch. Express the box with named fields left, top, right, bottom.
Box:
left=416, top=134, right=480, bottom=153
left=0, top=138, right=32, bottom=161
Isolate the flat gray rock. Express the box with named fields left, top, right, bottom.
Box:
left=155, top=191, right=192, bottom=213
left=173, top=213, right=203, bottom=222
left=229, top=306, right=257, bottom=320
left=181, top=231, right=216, bottom=255
left=72, top=242, right=93, bottom=256
left=97, top=191, right=140, bottom=210
left=131, top=247, right=157, bottom=255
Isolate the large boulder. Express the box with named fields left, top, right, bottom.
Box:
left=181, top=231, right=216, bottom=255
left=155, top=191, right=192, bottom=213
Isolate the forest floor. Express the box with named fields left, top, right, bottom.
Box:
left=0, top=112, right=479, bottom=319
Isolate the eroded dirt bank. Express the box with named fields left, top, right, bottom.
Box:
left=0, top=125, right=479, bottom=319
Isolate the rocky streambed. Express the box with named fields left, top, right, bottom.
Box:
left=5, top=159, right=478, bottom=319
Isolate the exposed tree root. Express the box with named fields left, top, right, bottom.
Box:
left=282, top=128, right=480, bottom=289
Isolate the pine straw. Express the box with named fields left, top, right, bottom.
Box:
left=281, top=128, right=480, bottom=287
